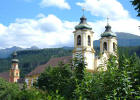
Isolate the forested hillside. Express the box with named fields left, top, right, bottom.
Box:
left=0, top=48, right=72, bottom=77
left=0, top=46, right=140, bottom=78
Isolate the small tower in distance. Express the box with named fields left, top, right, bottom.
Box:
left=100, top=17, right=117, bottom=56
left=9, top=51, right=20, bottom=83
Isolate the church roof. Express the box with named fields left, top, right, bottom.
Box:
left=101, top=23, right=116, bottom=37
left=75, top=16, right=92, bottom=30
left=0, top=72, right=9, bottom=81
left=26, top=56, right=72, bottom=77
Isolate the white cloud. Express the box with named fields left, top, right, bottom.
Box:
left=89, top=18, right=140, bottom=40
left=76, top=0, right=129, bottom=19
left=0, top=14, right=75, bottom=48
left=0, top=13, right=140, bottom=49
left=40, top=0, right=71, bottom=9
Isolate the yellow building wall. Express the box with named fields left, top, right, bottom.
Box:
left=25, top=74, right=40, bottom=88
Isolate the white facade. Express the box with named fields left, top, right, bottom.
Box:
left=73, top=29, right=95, bottom=70
left=73, top=16, right=117, bottom=72
left=100, top=37, right=117, bottom=55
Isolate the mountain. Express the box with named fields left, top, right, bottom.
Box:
left=0, top=32, right=140, bottom=58
left=94, top=32, right=140, bottom=47
left=62, top=46, right=74, bottom=50
left=0, top=46, right=39, bottom=58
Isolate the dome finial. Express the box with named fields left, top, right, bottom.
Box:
left=82, top=7, right=85, bottom=16
left=107, top=16, right=109, bottom=25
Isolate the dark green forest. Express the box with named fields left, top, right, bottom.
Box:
left=0, top=46, right=140, bottom=78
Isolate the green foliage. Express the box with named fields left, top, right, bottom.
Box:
left=131, top=0, right=140, bottom=16
left=72, top=54, right=140, bottom=100
left=17, top=88, right=46, bottom=100
left=0, top=48, right=140, bottom=100
left=0, top=78, right=20, bottom=100
left=73, top=57, right=86, bottom=81
left=36, top=63, right=75, bottom=99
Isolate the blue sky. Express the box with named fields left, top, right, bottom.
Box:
left=0, top=0, right=139, bottom=48
left=0, top=0, right=138, bottom=24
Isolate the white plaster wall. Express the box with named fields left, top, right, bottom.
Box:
left=84, top=52, right=95, bottom=70
left=11, top=63, right=18, bottom=69
left=73, top=29, right=95, bottom=71
left=100, top=37, right=117, bottom=54
left=96, top=53, right=108, bottom=71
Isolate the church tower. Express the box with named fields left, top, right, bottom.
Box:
left=73, top=10, right=95, bottom=70
left=9, top=51, right=20, bottom=83
left=100, top=18, right=117, bottom=56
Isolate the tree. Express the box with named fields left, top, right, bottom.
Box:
left=36, top=63, right=75, bottom=99
left=17, top=88, right=46, bottom=100
left=131, top=0, right=140, bottom=16
left=0, top=78, right=20, bottom=100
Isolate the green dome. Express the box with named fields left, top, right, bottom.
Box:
left=101, top=32, right=116, bottom=37
left=101, top=24, right=116, bottom=37
left=75, top=24, right=92, bottom=30
left=75, top=16, right=92, bottom=30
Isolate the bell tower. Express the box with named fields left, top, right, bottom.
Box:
left=100, top=18, right=117, bottom=55
left=9, top=51, right=20, bottom=83
left=73, top=9, right=95, bottom=71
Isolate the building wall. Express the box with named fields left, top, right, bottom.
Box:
left=73, top=29, right=95, bottom=71
left=100, top=37, right=117, bottom=55
left=25, top=74, right=39, bottom=88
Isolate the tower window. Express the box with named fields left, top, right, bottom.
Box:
left=77, top=35, right=81, bottom=46
left=113, top=42, right=116, bottom=51
left=88, top=35, right=91, bottom=46
left=103, top=42, right=107, bottom=51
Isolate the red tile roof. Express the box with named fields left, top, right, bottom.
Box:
left=26, top=56, right=72, bottom=77
left=0, top=72, right=9, bottom=81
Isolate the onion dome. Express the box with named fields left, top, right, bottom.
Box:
left=75, top=15, right=92, bottom=30
left=12, top=51, right=19, bottom=63
left=101, top=23, right=116, bottom=37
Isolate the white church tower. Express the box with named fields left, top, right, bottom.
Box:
left=100, top=18, right=117, bottom=56
left=73, top=11, right=95, bottom=71
left=95, top=18, right=118, bottom=71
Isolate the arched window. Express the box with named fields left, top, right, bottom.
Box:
left=113, top=42, right=116, bottom=51
left=88, top=35, right=91, bottom=46
left=77, top=35, right=81, bottom=45
left=103, top=42, right=107, bottom=51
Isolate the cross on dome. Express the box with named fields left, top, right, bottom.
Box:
left=107, top=17, right=109, bottom=25
left=82, top=7, right=85, bottom=16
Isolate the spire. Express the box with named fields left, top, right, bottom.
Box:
left=75, top=8, right=92, bottom=30
left=101, top=17, right=116, bottom=37
left=82, top=7, right=85, bottom=16
left=79, top=8, right=87, bottom=24
left=107, top=17, right=109, bottom=25
left=105, top=17, right=112, bottom=32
